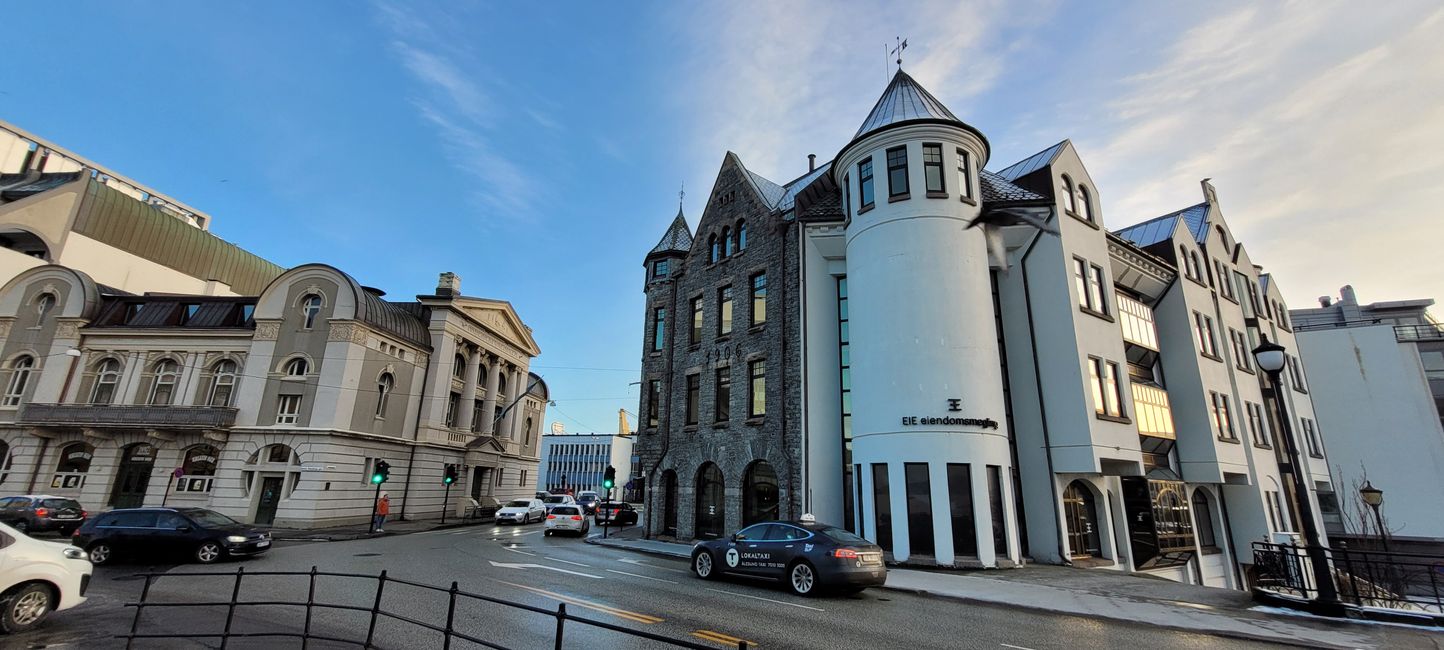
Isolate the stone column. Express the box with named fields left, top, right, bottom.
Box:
left=500, top=367, right=523, bottom=438
left=480, top=356, right=501, bottom=435
left=510, top=369, right=530, bottom=440
left=454, top=347, right=482, bottom=432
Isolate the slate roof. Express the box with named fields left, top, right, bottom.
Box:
left=648, top=209, right=694, bottom=256
left=1114, top=203, right=1210, bottom=247
left=360, top=292, right=431, bottom=347
left=777, top=161, right=833, bottom=213
left=0, top=171, right=85, bottom=202
left=91, top=296, right=257, bottom=329
left=853, top=70, right=965, bottom=140
left=979, top=170, right=1048, bottom=204
left=746, top=169, right=786, bottom=209
left=993, top=140, right=1067, bottom=181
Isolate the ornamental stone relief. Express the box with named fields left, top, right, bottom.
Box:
left=254, top=321, right=281, bottom=341
left=0, top=318, right=13, bottom=339
left=54, top=320, right=81, bottom=339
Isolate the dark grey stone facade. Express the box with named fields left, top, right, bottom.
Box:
left=637, top=153, right=804, bottom=541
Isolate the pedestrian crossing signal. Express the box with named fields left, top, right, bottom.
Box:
left=372, top=460, right=391, bottom=484
left=443, top=464, right=458, bottom=484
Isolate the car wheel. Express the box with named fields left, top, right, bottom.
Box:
left=88, top=543, right=113, bottom=565
left=544, top=530, right=552, bottom=537
left=788, top=561, right=818, bottom=597
left=0, top=583, right=55, bottom=633
left=195, top=541, right=224, bottom=564
left=692, top=550, right=717, bottom=580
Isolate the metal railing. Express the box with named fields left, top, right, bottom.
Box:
left=1395, top=323, right=1444, bottom=341
left=121, top=566, right=748, bottom=649
left=1252, top=541, right=1444, bottom=615
left=19, top=403, right=237, bottom=428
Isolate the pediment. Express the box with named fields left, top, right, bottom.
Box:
left=455, top=298, right=540, bottom=356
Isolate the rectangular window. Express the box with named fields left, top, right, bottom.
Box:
left=922, top=143, right=944, bottom=194
left=886, top=146, right=909, bottom=198
left=748, top=359, right=765, bottom=417
left=1288, top=355, right=1308, bottom=392
left=690, top=296, right=703, bottom=345
left=684, top=374, right=699, bottom=425
left=1247, top=401, right=1270, bottom=447
left=1193, top=311, right=1219, bottom=358
left=653, top=260, right=669, bottom=278
left=750, top=273, right=767, bottom=326
left=946, top=463, right=977, bottom=556
left=1089, top=265, right=1108, bottom=315
left=445, top=392, right=460, bottom=427
left=1231, top=329, right=1253, bottom=372
left=1088, top=357, right=1125, bottom=417
left=843, top=173, right=851, bottom=217
left=987, top=466, right=1008, bottom=555
left=858, top=159, right=874, bottom=208
left=1116, top=292, right=1160, bottom=350
left=276, top=394, right=301, bottom=425
left=647, top=380, right=660, bottom=427
left=1215, top=260, right=1235, bottom=300
left=871, top=463, right=892, bottom=552
left=1074, top=258, right=1108, bottom=315
left=1210, top=391, right=1236, bottom=440
left=956, top=148, right=972, bottom=200
left=652, top=307, right=666, bottom=351
left=1302, top=418, right=1322, bottom=456
left=905, top=463, right=935, bottom=556
left=496, top=468, right=504, bottom=486
left=520, top=469, right=527, bottom=487
left=714, top=367, right=731, bottom=423
left=718, top=286, right=733, bottom=336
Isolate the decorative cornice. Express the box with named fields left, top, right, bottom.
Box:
left=327, top=320, right=370, bottom=345
left=1108, top=239, right=1175, bottom=284
left=253, top=320, right=281, bottom=341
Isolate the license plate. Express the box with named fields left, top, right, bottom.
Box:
left=257, top=540, right=270, bottom=548
left=55, top=515, right=79, bottom=520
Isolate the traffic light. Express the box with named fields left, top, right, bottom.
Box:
left=371, top=460, right=391, bottom=484
left=443, top=464, right=458, bottom=485
left=602, top=465, right=616, bottom=490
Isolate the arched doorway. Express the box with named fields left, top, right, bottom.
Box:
left=694, top=463, right=725, bottom=540
left=661, top=470, right=678, bottom=537
left=1063, top=480, right=1101, bottom=558
left=110, top=443, right=157, bottom=508
left=742, top=461, right=779, bottom=526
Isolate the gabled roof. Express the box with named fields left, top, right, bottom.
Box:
left=746, top=169, right=786, bottom=209
left=994, top=140, right=1067, bottom=181
left=648, top=208, right=693, bottom=257
left=853, top=70, right=965, bottom=140
left=1114, top=203, right=1210, bottom=248
left=777, top=161, right=833, bottom=213
left=979, top=170, right=1048, bottom=204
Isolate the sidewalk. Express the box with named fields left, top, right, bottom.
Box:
left=269, top=515, right=490, bottom=542
left=585, top=529, right=1389, bottom=649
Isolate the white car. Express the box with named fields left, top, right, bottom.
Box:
left=544, top=505, right=589, bottom=537
left=495, top=499, right=545, bottom=524
left=541, top=494, right=576, bottom=513
left=0, top=522, right=91, bottom=633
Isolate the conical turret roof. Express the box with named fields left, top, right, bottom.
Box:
left=648, top=208, right=693, bottom=258
left=853, top=69, right=964, bottom=139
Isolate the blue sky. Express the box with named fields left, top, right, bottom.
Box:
left=5, top=2, right=1442, bottom=433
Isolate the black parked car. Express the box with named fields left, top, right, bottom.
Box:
left=72, top=507, right=271, bottom=565
left=594, top=501, right=639, bottom=526
left=690, top=516, right=887, bottom=596
left=0, top=495, right=87, bottom=535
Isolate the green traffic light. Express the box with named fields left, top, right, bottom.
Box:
left=443, top=477, right=454, bottom=484
left=371, top=474, right=383, bottom=484
left=603, top=480, right=614, bottom=489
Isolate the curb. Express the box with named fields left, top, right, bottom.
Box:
left=272, top=519, right=491, bottom=542
left=583, top=535, right=691, bottom=559
left=876, top=583, right=1361, bottom=650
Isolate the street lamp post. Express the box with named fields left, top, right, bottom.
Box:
left=1358, top=481, right=1389, bottom=554
left=1252, top=335, right=1344, bottom=616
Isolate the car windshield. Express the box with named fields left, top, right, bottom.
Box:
left=543, top=496, right=567, bottom=503
left=816, top=525, right=870, bottom=545
left=506, top=500, right=531, bottom=508
left=40, top=498, right=82, bottom=510
left=184, top=510, right=240, bottom=528
left=552, top=506, right=579, bottom=515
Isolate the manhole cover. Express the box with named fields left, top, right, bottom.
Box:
left=354, top=553, right=382, bottom=557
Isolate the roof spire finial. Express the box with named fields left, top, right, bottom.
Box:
left=891, top=36, right=908, bottom=71
left=679, top=182, right=685, bottom=209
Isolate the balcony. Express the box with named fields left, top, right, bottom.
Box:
left=18, top=403, right=238, bottom=429
left=1395, top=323, right=1444, bottom=342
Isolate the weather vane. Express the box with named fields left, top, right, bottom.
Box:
left=679, top=183, right=685, bottom=209
left=892, top=37, right=908, bottom=71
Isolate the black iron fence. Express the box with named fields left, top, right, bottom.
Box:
left=1253, top=541, right=1444, bottom=615
left=122, top=566, right=748, bottom=649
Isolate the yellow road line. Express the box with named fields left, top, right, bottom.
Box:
left=496, top=580, right=663, bottom=624
left=692, top=629, right=756, bottom=647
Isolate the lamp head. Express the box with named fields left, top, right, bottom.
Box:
left=1359, top=480, right=1384, bottom=507
left=1251, top=335, right=1288, bottom=374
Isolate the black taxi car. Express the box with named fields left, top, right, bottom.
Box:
left=690, top=515, right=886, bottom=596
left=72, top=507, right=271, bottom=565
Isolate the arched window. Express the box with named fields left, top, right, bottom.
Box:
left=709, top=235, right=719, bottom=263
left=36, top=293, right=56, bottom=321
left=55, top=442, right=94, bottom=474
left=177, top=444, right=220, bottom=493
left=1192, top=489, right=1218, bottom=548
left=284, top=357, right=309, bottom=376
left=453, top=354, right=466, bottom=379
left=723, top=227, right=734, bottom=257
left=208, top=360, right=238, bottom=407
left=91, top=359, right=121, bottom=404
left=149, top=360, right=180, bottom=405
left=1062, top=480, right=1100, bottom=558
left=737, top=221, right=747, bottom=251
left=694, top=463, right=726, bottom=540
left=376, top=373, right=394, bottom=418
left=263, top=444, right=296, bottom=465
left=1077, top=184, right=1093, bottom=222
left=3, top=355, right=35, bottom=406
left=0, top=439, right=10, bottom=483
left=1060, top=175, right=1077, bottom=214
left=742, top=460, right=779, bottom=526
left=523, top=417, right=533, bottom=445
left=301, top=294, right=323, bottom=329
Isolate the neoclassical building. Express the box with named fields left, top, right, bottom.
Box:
left=636, top=68, right=1335, bottom=588
left=0, top=265, right=546, bottom=528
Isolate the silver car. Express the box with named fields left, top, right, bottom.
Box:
left=495, top=499, right=545, bottom=524
left=544, top=505, right=589, bottom=537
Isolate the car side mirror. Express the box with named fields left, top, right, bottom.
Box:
left=731, top=533, right=742, bottom=542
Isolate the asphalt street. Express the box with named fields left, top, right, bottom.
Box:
left=11, top=523, right=1441, bottom=650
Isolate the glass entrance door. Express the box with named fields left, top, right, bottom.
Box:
left=109, top=443, right=156, bottom=508
left=254, top=476, right=284, bottom=525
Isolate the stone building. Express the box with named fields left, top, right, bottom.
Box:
left=0, top=265, right=546, bottom=528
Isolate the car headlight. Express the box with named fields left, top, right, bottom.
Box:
left=63, top=547, right=86, bottom=560
left=226, top=535, right=248, bottom=543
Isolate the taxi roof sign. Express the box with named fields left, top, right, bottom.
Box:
left=800, top=513, right=817, bottom=523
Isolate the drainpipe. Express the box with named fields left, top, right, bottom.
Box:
left=1019, top=226, right=1070, bottom=565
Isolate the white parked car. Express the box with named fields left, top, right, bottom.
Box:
left=541, top=494, right=576, bottom=513
left=544, top=506, right=589, bottom=537
left=0, top=522, right=91, bottom=633
left=495, top=499, right=545, bottom=524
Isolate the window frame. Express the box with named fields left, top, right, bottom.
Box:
left=376, top=372, right=394, bottom=418
left=646, top=379, right=661, bottom=427
left=689, top=296, right=703, bottom=345
left=1060, top=175, right=1077, bottom=214
left=684, top=373, right=699, bottom=426
left=1076, top=184, right=1093, bottom=223
left=748, top=359, right=766, bottom=418
left=858, top=158, right=874, bottom=210
left=956, top=148, right=973, bottom=202
left=1210, top=391, right=1237, bottom=441
left=652, top=307, right=666, bottom=351
left=301, top=294, right=323, bottom=330
left=149, top=359, right=180, bottom=406
left=208, top=360, right=238, bottom=407
left=922, top=143, right=945, bottom=196
left=276, top=394, right=302, bottom=425
left=750, top=272, right=766, bottom=327
left=714, top=366, right=731, bottom=423
left=717, top=285, right=733, bottom=337
left=1193, top=311, right=1220, bottom=359
left=885, top=146, right=909, bottom=199
left=2, top=355, right=35, bottom=407
left=91, top=359, right=121, bottom=404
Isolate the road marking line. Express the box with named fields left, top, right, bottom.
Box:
left=488, top=560, right=601, bottom=579
left=1000, top=644, right=1037, bottom=650
left=617, top=557, right=688, bottom=573
left=498, top=581, right=662, bottom=624
left=544, top=556, right=591, bottom=567
left=605, top=569, right=678, bottom=584
left=499, top=545, right=537, bottom=557
left=692, top=630, right=756, bottom=647
left=703, top=587, right=825, bottom=612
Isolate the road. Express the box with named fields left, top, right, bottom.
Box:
left=11, top=523, right=1440, bottom=649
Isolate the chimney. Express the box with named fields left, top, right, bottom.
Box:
left=808, top=154, right=816, bottom=172
left=1319, top=296, right=1332, bottom=308
left=436, top=272, right=461, bottom=297
left=1340, top=285, right=1357, bottom=305
left=203, top=279, right=231, bottom=296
